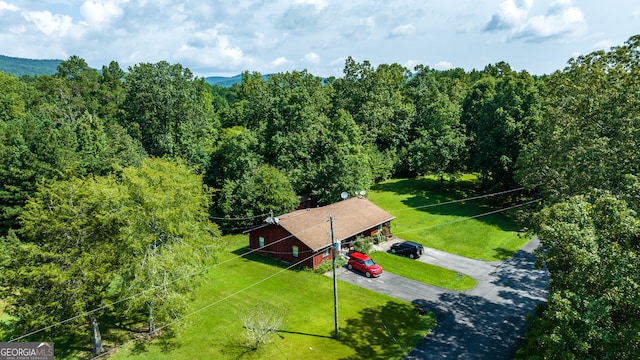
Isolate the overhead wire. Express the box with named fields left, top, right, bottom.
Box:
left=392, top=198, right=542, bottom=236
left=92, top=197, right=542, bottom=358
left=387, top=186, right=532, bottom=214
left=209, top=212, right=270, bottom=221
left=7, top=215, right=329, bottom=342
left=8, top=187, right=539, bottom=342
left=90, top=251, right=319, bottom=359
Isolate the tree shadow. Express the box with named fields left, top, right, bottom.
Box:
left=371, top=177, right=481, bottom=199
left=128, top=327, right=179, bottom=356
left=406, top=244, right=549, bottom=359
left=372, top=177, right=521, bottom=234
left=490, top=246, right=549, bottom=301
left=274, top=329, right=333, bottom=339
left=408, top=293, right=529, bottom=360
left=230, top=245, right=307, bottom=271
left=214, top=335, right=261, bottom=360
left=338, top=300, right=436, bottom=360
left=492, top=247, right=516, bottom=261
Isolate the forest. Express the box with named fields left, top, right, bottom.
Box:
left=1, top=34, right=639, bottom=358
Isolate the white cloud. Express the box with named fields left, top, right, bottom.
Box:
left=80, top=1, right=124, bottom=26
left=23, top=10, right=74, bottom=37
left=390, top=24, right=416, bottom=38
left=304, top=52, right=320, bottom=64
left=434, top=61, right=453, bottom=70
left=271, top=56, right=290, bottom=67
left=294, top=0, right=329, bottom=11
left=485, top=0, right=586, bottom=42
left=405, top=59, right=421, bottom=70
left=0, top=1, right=19, bottom=12
left=485, top=0, right=532, bottom=31
left=341, top=16, right=375, bottom=40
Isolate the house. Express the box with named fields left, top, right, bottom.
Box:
left=247, top=197, right=395, bottom=269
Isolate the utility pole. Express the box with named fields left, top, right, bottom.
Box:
left=330, top=215, right=339, bottom=339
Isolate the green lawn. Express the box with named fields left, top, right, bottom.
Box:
left=108, top=235, right=435, bottom=360
left=369, top=176, right=533, bottom=261
left=369, top=252, right=476, bottom=291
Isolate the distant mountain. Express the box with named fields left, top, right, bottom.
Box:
left=205, top=73, right=273, bottom=87
left=205, top=74, right=244, bottom=87
left=0, top=55, right=62, bottom=77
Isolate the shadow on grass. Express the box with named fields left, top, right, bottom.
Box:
left=274, top=329, right=333, bottom=339
left=215, top=335, right=260, bottom=359
left=371, top=177, right=480, bottom=199
left=372, top=177, right=521, bottom=233
left=338, top=300, right=436, bottom=360
left=0, top=313, right=150, bottom=360
left=492, top=247, right=517, bottom=261
left=230, top=246, right=307, bottom=271
left=128, top=327, right=179, bottom=356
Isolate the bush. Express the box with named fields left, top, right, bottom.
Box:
left=353, top=236, right=373, bottom=254
left=372, top=232, right=385, bottom=244
left=311, top=255, right=346, bottom=274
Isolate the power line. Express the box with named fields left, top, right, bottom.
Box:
left=7, top=217, right=327, bottom=342
left=90, top=252, right=319, bottom=359
left=8, top=191, right=540, bottom=342
left=93, top=196, right=536, bottom=359
left=392, top=198, right=541, bottom=236
left=387, top=186, right=530, bottom=214
left=209, top=212, right=270, bottom=221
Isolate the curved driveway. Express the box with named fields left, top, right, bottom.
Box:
left=336, top=238, right=549, bottom=359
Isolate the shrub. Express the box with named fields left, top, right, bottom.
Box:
left=353, top=235, right=373, bottom=254
left=311, top=255, right=346, bottom=274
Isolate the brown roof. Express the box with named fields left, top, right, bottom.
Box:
left=275, top=197, right=395, bottom=251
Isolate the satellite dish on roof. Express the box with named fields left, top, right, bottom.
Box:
left=340, top=191, right=348, bottom=200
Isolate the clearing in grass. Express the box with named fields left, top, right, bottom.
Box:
left=369, top=175, right=533, bottom=261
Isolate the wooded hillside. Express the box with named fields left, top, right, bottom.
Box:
left=1, top=35, right=639, bottom=358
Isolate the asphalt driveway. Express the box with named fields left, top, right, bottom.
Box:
left=336, top=238, right=548, bottom=359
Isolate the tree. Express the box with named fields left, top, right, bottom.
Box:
left=515, top=35, right=640, bottom=203
left=241, top=303, right=287, bottom=350
left=215, top=164, right=299, bottom=229
left=207, top=126, right=262, bottom=187
left=462, top=63, right=542, bottom=189
left=517, top=193, right=640, bottom=359
left=0, top=158, right=220, bottom=353
left=407, top=65, right=468, bottom=186
left=332, top=58, right=415, bottom=178
left=0, top=175, right=126, bottom=354
left=122, top=61, right=219, bottom=170
left=0, top=72, right=27, bottom=122
left=0, top=110, right=146, bottom=234
left=117, top=158, right=218, bottom=334
left=516, top=35, right=640, bottom=360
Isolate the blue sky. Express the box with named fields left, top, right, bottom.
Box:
left=0, top=0, right=638, bottom=77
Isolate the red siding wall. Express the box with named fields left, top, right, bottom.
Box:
left=249, top=224, right=332, bottom=269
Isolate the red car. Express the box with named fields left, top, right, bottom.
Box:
left=347, top=252, right=383, bottom=278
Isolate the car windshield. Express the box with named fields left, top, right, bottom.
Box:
left=363, top=259, right=375, bottom=266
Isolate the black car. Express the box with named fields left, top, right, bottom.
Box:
left=390, top=241, right=424, bottom=259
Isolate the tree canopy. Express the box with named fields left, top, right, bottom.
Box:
left=2, top=34, right=640, bottom=357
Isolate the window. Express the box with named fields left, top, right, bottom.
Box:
left=322, top=248, right=330, bottom=257
left=292, top=245, right=299, bottom=258
left=258, top=236, right=264, bottom=248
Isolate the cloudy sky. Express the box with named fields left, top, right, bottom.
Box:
left=1, top=0, right=638, bottom=77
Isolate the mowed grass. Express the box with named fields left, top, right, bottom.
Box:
left=369, top=252, right=476, bottom=291
left=369, top=175, right=533, bottom=261
left=109, top=235, right=435, bottom=360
